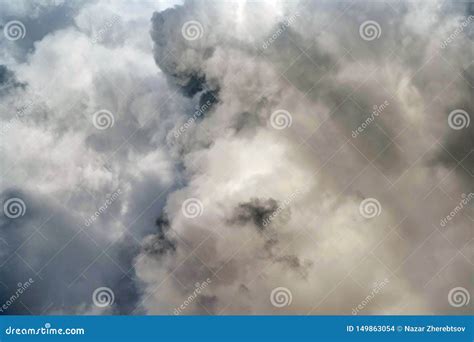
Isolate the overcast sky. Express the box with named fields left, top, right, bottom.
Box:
left=0, top=0, right=472, bottom=315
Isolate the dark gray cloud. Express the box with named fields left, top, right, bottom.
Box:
left=231, top=198, right=279, bottom=230
left=0, top=1, right=86, bottom=63
left=1, top=0, right=472, bottom=316
left=138, top=0, right=472, bottom=315
left=0, top=65, right=25, bottom=95
left=0, top=0, right=182, bottom=315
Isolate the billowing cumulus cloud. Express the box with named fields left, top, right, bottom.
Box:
left=1, top=0, right=472, bottom=316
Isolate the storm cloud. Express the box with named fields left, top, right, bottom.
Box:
left=1, top=0, right=472, bottom=315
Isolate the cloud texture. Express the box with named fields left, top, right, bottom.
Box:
left=1, top=0, right=472, bottom=315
